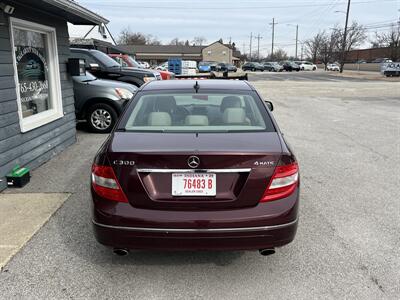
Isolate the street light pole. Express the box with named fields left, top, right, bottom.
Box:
left=254, top=34, right=263, bottom=61
left=295, top=25, right=299, bottom=59
left=340, top=0, right=351, bottom=73
left=249, top=32, right=253, bottom=60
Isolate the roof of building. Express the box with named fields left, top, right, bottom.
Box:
left=70, top=38, right=134, bottom=55
left=141, top=79, right=253, bottom=91
left=23, top=0, right=109, bottom=25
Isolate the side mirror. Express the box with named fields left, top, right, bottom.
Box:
left=89, top=63, right=100, bottom=71
left=265, top=100, right=274, bottom=111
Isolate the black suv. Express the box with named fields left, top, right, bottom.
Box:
left=70, top=48, right=162, bottom=87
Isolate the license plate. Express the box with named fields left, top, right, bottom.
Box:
left=172, top=173, right=216, bottom=196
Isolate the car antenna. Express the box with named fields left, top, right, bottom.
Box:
left=194, top=81, right=200, bottom=93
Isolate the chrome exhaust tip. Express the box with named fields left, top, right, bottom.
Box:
left=259, top=248, right=275, bottom=256
left=113, top=248, right=129, bottom=256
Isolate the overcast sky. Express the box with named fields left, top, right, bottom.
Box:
left=73, top=0, right=400, bottom=57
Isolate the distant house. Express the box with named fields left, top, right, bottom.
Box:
left=118, top=41, right=242, bottom=65
left=0, top=0, right=107, bottom=191
left=202, top=41, right=241, bottom=65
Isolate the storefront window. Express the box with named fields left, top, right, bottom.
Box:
left=10, top=18, right=63, bottom=132
left=13, top=28, right=50, bottom=118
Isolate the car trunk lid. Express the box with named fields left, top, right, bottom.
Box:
left=108, top=132, right=282, bottom=210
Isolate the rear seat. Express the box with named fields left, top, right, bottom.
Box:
left=147, top=112, right=172, bottom=126
left=184, top=115, right=209, bottom=126
left=222, top=108, right=248, bottom=125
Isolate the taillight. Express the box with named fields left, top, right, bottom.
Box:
left=260, top=162, right=299, bottom=202
left=91, top=164, right=128, bottom=202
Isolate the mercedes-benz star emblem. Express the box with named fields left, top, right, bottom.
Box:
left=187, top=156, right=200, bottom=168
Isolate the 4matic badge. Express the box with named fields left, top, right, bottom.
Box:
left=254, top=161, right=275, bottom=167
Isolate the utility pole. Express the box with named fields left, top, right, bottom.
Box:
left=270, top=18, right=277, bottom=60
left=295, top=25, right=299, bottom=59
left=254, top=34, right=263, bottom=61
left=340, top=0, right=351, bottom=73
left=301, top=43, right=304, bottom=60
left=249, top=32, right=253, bottom=60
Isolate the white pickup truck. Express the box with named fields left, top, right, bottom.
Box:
left=381, top=62, right=400, bottom=77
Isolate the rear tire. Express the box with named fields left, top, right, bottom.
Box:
left=86, top=103, right=118, bottom=133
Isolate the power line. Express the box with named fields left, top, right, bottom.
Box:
left=87, top=0, right=398, bottom=10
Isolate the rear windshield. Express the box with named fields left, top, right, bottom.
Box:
left=120, top=91, right=275, bottom=133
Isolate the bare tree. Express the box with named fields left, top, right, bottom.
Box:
left=117, top=27, right=161, bottom=45
left=265, top=49, right=288, bottom=61
left=304, top=31, right=326, bottom=63
left=146, top=34, right=162, bottom=45
left=118, top=28, right=147, bottom=45
left=169, top=38, right=185, bottom=46
left=319, top=29, right=341, bottom=69
left=334, top=21, right=367, bottom=70
left=372, top=23, right=400, bottom=61
left=191, top=36, right=207, bottom=46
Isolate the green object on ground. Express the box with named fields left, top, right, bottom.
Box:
left=7, top=165, right=30, bottom=178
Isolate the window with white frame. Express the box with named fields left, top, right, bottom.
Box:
left=10, top=18, right=63, bottom=132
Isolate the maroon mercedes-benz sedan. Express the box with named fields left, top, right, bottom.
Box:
left=91, top=80, right=299, bottom=256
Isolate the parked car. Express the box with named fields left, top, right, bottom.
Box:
left=156, top=62, right=169, bottom=71
left=90, top=79, right=300, bottom=255
left=263, top=62, right=283, bottom=72
left=109, top=54, right=174, bottom=80
left=198, top=61, right=218, bottom=73
left=326, top=63, right=340, bottom=71
left=371, top=58, right=392, bottom=63
left=356, top=59, right=367, bottom=64
left=216, top=63, right=237, bottom=72
left=281, top=61, right=300, bottom=72
left=70, top=48, right=161, bottom=87
left=296, top=61, right=317, bottom=71
left=72, top=71, right=137, bottom=133
left=137, top=61, right=150, bottom=68
left=242, top=62, right=264, bottom=71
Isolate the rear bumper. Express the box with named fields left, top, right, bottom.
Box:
left=93, top=218, right=298, bottom=251
left=92, top=190, right=299, bottom=251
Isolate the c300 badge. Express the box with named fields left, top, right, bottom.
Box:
left=113, top=160, right=135, bottom=166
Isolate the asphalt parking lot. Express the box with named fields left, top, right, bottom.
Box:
left=0, top=72, right=399, bottom=299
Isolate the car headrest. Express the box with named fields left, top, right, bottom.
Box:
left=222, top=108, right=246, bottom=124
left=154, top=96, right=176, bottom=113
left=184, top=115, right=209, bottom=126
left=147, top=112, right=172, bottom=126
left=220, top=96, right=242, bottom=112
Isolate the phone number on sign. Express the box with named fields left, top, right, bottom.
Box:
left=19, top=80, right=48, bottom=94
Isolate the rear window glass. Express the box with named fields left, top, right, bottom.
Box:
left=120, top=91, right=275, bottom=133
